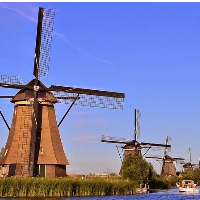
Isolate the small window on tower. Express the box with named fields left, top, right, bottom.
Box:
left=40, top=148, right=44, bottom=155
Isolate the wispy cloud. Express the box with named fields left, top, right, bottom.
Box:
left=70, top=133, right=100, bottom=143
left=54, top=31, right=112, bottom=64
left=0, top=3, right=37, bottom=23
left=0, top=3, right=111, bottom=64
left=74, top=118, right=107, bottom=127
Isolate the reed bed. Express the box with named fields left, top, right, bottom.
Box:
left=0, top=177, right=137, bottom=197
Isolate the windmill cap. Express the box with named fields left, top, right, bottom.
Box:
left=10, top=79, right=57, bottom=103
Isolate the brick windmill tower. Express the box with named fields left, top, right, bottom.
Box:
left=0, top=7, right=125, bottom=177
left=101, top=109, right=170, bottom=172
left=146, top=136, right=184, bottom=177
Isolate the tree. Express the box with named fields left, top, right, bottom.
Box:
left=182, top=168, right=200, bottom=184
left=120, top=154, right=156, bottom=184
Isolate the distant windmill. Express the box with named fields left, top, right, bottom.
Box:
left=145, top=136, right=184, bottom=177
left=180, top=148, right=199, bottom=172
left=0, top=7, right=125, bottom=177
left=101, top=109, right=170, bottom=172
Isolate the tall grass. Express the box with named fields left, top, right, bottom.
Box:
left=0, top=177, right=137, bottom=197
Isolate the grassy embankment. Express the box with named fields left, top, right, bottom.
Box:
left=0, top=177, right=137, bottom=197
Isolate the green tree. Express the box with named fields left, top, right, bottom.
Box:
left=121, top=154, right=156, bottom=184
left=182, top=168, right=200, bottom=184
left=149, top=175, right=170, bottom=189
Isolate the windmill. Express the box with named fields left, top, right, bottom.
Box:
left=0, top=7, right=125, bottom=178
left=101, top=109, right=170, bottom=172
left=180, top=148, right=199, bottom=172
left=145, top=136, right=184, bottom=177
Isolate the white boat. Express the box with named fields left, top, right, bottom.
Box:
left=176, top=180, right=198, bottom=193
left=136, top=183, right=149, bottom=193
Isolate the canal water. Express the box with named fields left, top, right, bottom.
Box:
left=1, top=188, right=200, bottom=200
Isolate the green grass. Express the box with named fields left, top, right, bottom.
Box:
left=0, top=177, right=137, bottom=197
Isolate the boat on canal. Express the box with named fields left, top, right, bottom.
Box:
left=176, top=180, right=198, bottom=193
left=136, top=183, right=149, bottom=193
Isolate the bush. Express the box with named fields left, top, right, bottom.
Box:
left=149, top=175, right=170, bottom=189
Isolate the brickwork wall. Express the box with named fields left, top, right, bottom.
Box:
left=0, top=107, right=17, bottom=164
left=55, top=165, right=66, bottom=177
left=1, top=102, right=68, bottom=177
left=162, top=160, right=176, bottom=176
left=38, top=105, right=69, bottom=165
left=48, top=107, right=69, bottom=165
left=38, top=106, right=57, bottom=164
left=2, top=106, right=33, bottom=165
left=46, top=165, right=55, bottom=177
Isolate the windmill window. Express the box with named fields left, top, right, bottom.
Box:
left=40, top=148, right=44, bottom=154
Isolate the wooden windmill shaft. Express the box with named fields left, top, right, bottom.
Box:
left=0, top=7, right=125, bottom=177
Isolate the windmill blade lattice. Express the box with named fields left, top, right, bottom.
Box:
left=135, top=109, right=141, bottom=140
left=140, top=142, right=171, bottom=148
left=164, top=136, right=170, bottom=156
left=52, top=90, right=124, bottom=110
left=34, top=8, right=55, bottom=78
left=101, top=135, right=131, bottom=144
left=0, top=75, right=23, bottom=85
left=145, top=155, right=163, bottom=160
left=38, top=8, right=55, bottom=77
left=172, top=157, right=185, bottom=161
left=116, top=145, right=123, bottom=163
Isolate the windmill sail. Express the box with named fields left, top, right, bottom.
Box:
left=134, top=109, right=141, bottom=141
left=33, top=8, right=55, bottom=78
left=50, top=86, right=125, bottom=109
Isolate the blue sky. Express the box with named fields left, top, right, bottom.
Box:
left=0, top=2, right=200, bottom=174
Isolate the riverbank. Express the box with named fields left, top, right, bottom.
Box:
left=0, top=177, right=137, bottom=197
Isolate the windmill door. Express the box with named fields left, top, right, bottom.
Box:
left=39, top=165, right=46, bottom=177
